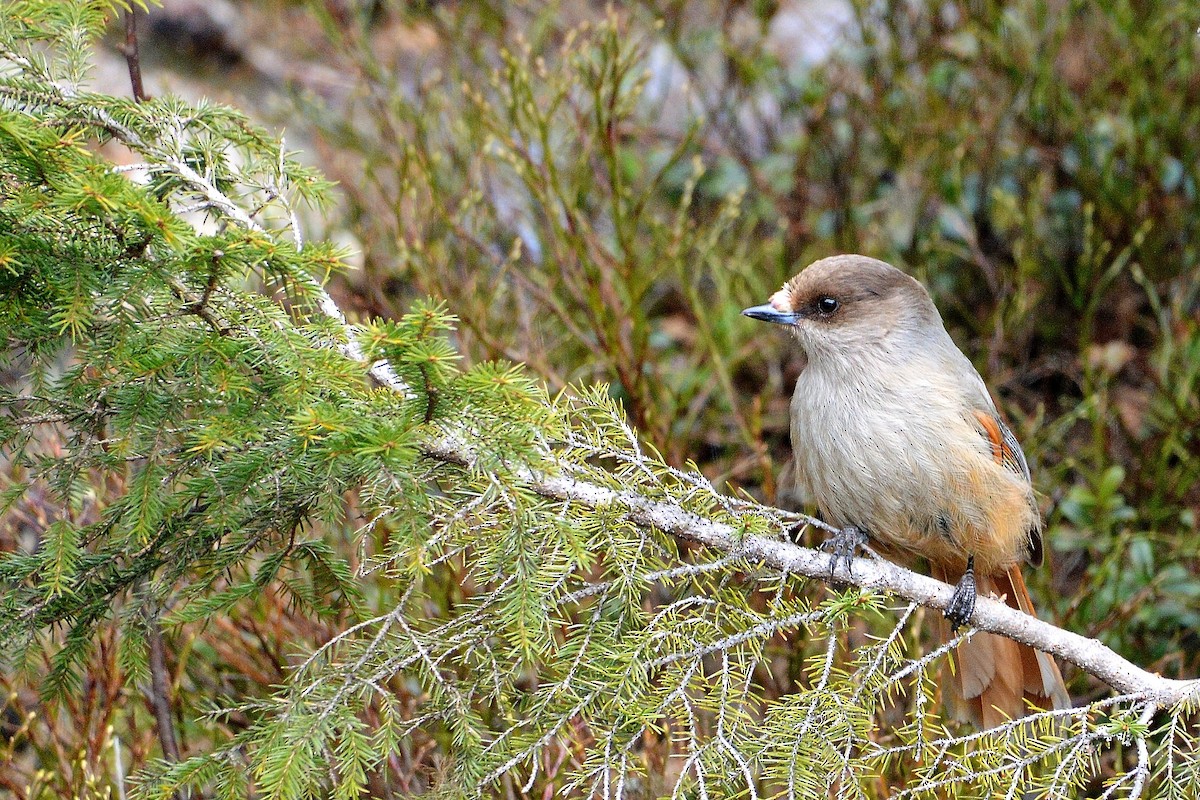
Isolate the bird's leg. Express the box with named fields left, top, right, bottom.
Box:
left=817, top=525, right=869, bottom=580
left=944, top=555, right=976, bottom=631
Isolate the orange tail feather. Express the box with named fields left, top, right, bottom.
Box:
left=933, top=566, right=1070, bottom=728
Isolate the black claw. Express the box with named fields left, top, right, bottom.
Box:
left=819, top=525, right=869, bottom=581
left=945, top=556, right=977, bottom=631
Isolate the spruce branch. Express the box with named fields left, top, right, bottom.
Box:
left=0, top=51, right=409, bottom=399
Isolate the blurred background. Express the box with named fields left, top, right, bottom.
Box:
left=8, top=0, right=1199, bottom=792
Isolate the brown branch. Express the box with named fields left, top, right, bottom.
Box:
left=146, top=610, right=181, bottom=764
left=122, top=10, right=147, bottom=103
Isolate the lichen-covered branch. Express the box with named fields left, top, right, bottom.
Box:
left=526, top=472, right=1197, bottom=704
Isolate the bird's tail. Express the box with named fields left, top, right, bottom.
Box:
left=932, top=565, right=1071, bottom=728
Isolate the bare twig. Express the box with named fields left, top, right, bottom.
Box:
left=122, top=10, right=147, bottom=103
left=146, top=609, right=182, bottom=764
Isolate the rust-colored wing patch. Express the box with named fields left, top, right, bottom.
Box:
left=974, top=408, right=1042, bottom=565
left=972, top=409, right=1031, bottom=482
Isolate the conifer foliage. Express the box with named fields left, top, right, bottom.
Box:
left=0, top=3, right=1197, bottom=798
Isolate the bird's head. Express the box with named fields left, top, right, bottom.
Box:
left=743, top=254, right=942, bottom=363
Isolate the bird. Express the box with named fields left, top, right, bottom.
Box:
left=743, top=253, right=1070, bottom=727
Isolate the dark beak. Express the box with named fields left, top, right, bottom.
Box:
left=742, top=304, right=798, bottom=325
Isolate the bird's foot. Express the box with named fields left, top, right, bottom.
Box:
left=945, top=556, right=976, bottom=632
left=818, top=525, right=869, bottom=581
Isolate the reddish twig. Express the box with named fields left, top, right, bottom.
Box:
left=122, top=10, right=147, bottom=103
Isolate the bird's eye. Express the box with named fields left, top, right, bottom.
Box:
left=816, top=296, right=839, bottom=314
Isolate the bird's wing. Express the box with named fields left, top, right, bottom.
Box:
left=972, top=409, right=1032, bottom=483
left=944, top=350, right=1029, bottom=482
left=972, top=408, right=1041, bottom=565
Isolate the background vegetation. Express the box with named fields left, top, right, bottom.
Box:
left=1, top=0, right=1198, bottom=797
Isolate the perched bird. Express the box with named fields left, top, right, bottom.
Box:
left=744, top=254, right=1069, bottom=727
